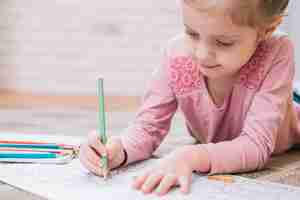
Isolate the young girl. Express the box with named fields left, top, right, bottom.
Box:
left=79, top=0, right=297, bottom=196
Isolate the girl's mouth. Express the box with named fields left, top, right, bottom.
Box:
left=201, top=64, right=221, bottom=69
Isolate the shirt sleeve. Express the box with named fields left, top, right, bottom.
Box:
left=120, top=48, right=178, bottom=165
left=201, top=37, right=295, bottom=174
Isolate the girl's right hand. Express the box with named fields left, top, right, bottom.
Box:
left=79, top=130, right=126, bottom=176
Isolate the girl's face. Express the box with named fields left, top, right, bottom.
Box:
left=182, top=2, right=260, bottom=80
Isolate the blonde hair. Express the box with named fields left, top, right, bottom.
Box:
left=183, top=0, right=289, bottom=29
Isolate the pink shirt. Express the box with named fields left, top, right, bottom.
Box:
left=121, top=32, right=300, bottom=174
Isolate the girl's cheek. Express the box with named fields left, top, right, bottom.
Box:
left=239, top=46, right=251, bottom=58
left=184, top=38, right=196, bottom=55
left=237, top=45, right=256, bottom=65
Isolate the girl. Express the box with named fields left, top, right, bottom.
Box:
left=79, top=0, right=297, bottom=196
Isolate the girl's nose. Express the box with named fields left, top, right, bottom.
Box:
left=194, top=43, right=216, bottom=66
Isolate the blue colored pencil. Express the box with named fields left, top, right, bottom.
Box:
left=0, top=152, right=59, bottom=159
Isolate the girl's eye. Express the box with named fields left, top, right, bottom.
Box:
left=216, top=40, right=234, bottom=47
left=185, top=31, right=200, bottom=40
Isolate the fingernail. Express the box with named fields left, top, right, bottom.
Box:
left=155, top=185, right=162, bottom=194
left=103, top=170, right=109, bottom=180
left=102, top=151, right=107, bottom=157
left=155, top=188, right=161, bottom=194
left=179, top=176, right=188, bottom=185
left=179, top=176, right=189, bottom=194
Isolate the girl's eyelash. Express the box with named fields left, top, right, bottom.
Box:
left=185, top=31, right=199, bottom=39
left=185, top=30, right=235, bottom=47
left=216, top=40, right=234, bottom=47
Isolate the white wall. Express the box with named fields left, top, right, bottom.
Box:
left=0, top=0, right=181, bottom=96
left=286, top=1, right=300, bottom=80
left=0, top=1, right=298, bottom=95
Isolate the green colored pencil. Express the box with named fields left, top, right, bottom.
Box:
left=97, top=78, right=109, bottom=179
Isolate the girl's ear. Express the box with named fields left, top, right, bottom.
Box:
left=260, top=16, right=283, bottom=41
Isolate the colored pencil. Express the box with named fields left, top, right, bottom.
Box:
left=97, top=78, right=109, bottom=179
left=0, top=143, right=70, bottom=150
left=0, top=148, right=72, bottom=155
left=0, top=152, right=59, bottom=159
left=0, top=140, right=77, bottom=149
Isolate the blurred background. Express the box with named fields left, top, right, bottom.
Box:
left=0, top=0, right=298, bottom=136
left=0, top=0, right=181, bottom=96
left=0, top=0, right=182, bottom=137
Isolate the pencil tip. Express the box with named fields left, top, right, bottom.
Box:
left=103, top=170, right=109, bottom=181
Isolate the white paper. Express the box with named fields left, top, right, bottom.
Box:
left=0, top=158, right=300, bottom=200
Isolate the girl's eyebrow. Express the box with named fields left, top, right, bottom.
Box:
left=184, top=24, right=196, bottom=32
left=184, top=24, right=240, bottom=39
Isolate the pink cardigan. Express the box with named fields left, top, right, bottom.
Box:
left=121, top=32, right=300, bottom=174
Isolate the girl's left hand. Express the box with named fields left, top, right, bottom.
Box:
left=132, top=146, right=199, bottom=196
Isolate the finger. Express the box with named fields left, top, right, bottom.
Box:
left=79, top=143, right=102, bottom=167
left=177, top=166, right=192, bottom=194
left=155, top=174, right=177, bottom=196
left=88, top=131, right=107, bottom=157
left=106, top=138, right=122, bottom=161
left=132, top=171, right=151, bottom=190
left=141, top=172, right=164, bottom=194
left=86, top=143, right=119, bottom=172
left=79, top=145, right=104, bottom=171
left=84, top=149, right=103, bottom=171
left=178, top=175, right=192, bottom=194
left=79, top=154, right=103, bottom=176
left=87, top=147, right=104, bottom=168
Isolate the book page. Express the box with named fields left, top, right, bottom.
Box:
left=0, top=158, right=300, bottom=200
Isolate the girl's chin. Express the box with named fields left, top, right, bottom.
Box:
left=199, top=66, right=222, bottom=77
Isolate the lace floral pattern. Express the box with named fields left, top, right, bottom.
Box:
left=238, top=42, right=271, bottom=89
left=168, top=42, right=270, bottom=95
left=168, top=56, right=202, bottom=95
